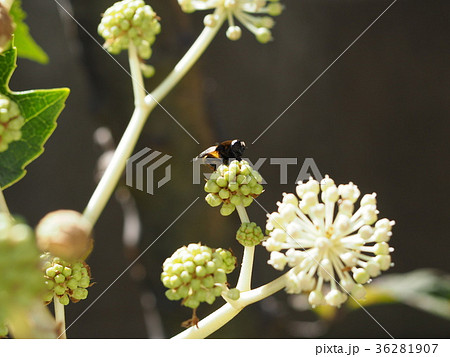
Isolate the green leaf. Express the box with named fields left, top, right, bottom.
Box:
left=9, top=0, right=49, bottom=64
left=0, top=46, right=69, bottom=189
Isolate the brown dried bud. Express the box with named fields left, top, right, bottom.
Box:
left=0, top=3, right=14, bottom=52
left=36, top=210, right=94, bottom=261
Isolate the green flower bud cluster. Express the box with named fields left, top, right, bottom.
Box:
left=0, top=213, right=44, bottom=322
left=0, top=94, right=25, bottom=152
left=204, top=160, right=264, bottom=216
left=236, top=222, right=264, bottom=247
left=41, top=253, right=91, bottom=306
left=98, top=0, right=161, bottom=59
left=161, top=243, right=236, bottom=309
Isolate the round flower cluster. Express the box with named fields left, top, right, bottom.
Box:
left=98, top=0, right=161, bottom=59
left=204, top=160, right=264, bottom=216
left=264, top=176, right=395, bottom=308
left=178, top=0, right=283, bottom=43
left=0, top=94, right=25, bottom=152
left=161, top=243, right=237, bottom=309
left=0, top=213, right=43, bottom=322
left=236, top=222, right=264, bottom=247
left=41, top=254, right=91, bottom=306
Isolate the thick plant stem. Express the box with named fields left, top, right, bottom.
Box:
left=173, top=271, right=288, bottom=338
left=83, top=8, right=226, bottom=226
left=83, top=107, right=148, bottom=225
left=54, top=296, right=67, bottom=339
left=235, top=204, right=254, bottom=291
left=128, top=44, right=146, bottom=107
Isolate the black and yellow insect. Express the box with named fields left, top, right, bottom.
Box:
left=197, top=139, right=246, bottom=165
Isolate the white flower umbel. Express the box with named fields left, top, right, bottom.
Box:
left=264, top=175, right=395, bottom=307
left=178, top=0, right=283, bottom=43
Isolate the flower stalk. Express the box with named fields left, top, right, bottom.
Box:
left=54, top=295, right=67, bottom=339
left=235, top=204, right=254, bottom=291
left=84, top=8, right=226, bottom=225
left=173, top=270, right=289, bottom=338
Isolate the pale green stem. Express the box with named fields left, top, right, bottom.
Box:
left=54, top=296, right=67, bottom=339
left=128, top=43, right=146, bottom=107
left=0, top=188, right=11, bottom=216
left=0, top=0, right=14, bottom=11
left=173, top=270, right=288, bottom=339
left=235, top=204, right=254, bottom=291
left=83, top=8, right=226, bottom=226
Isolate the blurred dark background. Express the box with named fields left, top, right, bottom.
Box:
left=5, top=0, right=450, bottom=338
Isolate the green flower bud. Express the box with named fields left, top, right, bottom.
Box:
left=216, top=177, right=228, bottom=188
left=62, top=266, right=72, bottom=277
left=230, top=195, right=242, bottom=206
left=165, top=289, right=179, bottom=301
left=239, top=184, right=251, bottom=196
left=267, top=3, right=283, bottom=17
left=54, top=285, right=66, bottom=296
left=54, top=274, right=65, bottom=284
left=213, top=286, right=223, bottom=297
left=228, top=182, right=239, bottom=192
left=218, top=188, right=230, bottom=200
left=140, top=63, right=155, bottom=78
left=227, top=288, right=240, bottom=300
left=220, top=203, right=236, bottom=216
left=195, top=289, right=207, bottom=302
left=59, top=294, right=70, bottom=305
left=177, top=284, right=189, bottom=299
left=195, top=265, right=207, bottom=278
left=202, top=275, right=215, bottom=289
left=45, top=267, right=56, bottom=278
left=44, top=279, right=55, bottom=290
left=205, top=291, right=216, bottom=304
left=214, top=269, right=227, bottom=284
left=183, top=261, right=195, bottom=274
left=205, top=193, right=222, bottom=207
left=66, top=278, right=78, bottom=290
left=242, top=196, right=254, bottom=207
left=180, top=270, right=192, bottom=283
left=190, top=278, right=201, bottom=291
left=184, top=297, right=200, bottom=309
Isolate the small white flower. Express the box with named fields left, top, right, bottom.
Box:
left=264, top=176, right=395, bottom=307
left=178, top=0, right=283, bottom=43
